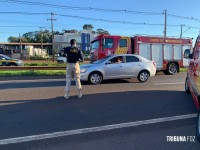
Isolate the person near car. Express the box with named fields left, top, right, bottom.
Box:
left=63, top=39, right=84, bottom=99
left=0, top=48, right=3, bottom=54
left=116, top=56, right=122, bottom=63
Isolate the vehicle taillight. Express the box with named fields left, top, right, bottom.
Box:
left=153, top=61, right=156, bottom=67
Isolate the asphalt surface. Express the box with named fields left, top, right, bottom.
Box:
left=0, top=72, right=199, bottom=150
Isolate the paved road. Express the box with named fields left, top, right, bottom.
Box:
left=0, top=72, right=199, bottom=150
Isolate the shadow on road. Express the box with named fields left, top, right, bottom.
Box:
left=0, top=79, right=140, bottom=90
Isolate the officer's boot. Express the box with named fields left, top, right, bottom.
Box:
left=78, top=89, right=82, bottom=98
left=64, top=90, right=70, bottom=99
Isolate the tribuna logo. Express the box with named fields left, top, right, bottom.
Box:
left=166, top=136, right=195, bottom=142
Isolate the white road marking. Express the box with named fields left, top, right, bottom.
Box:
left=0, top=113, right=197, bottom=145
left=154, top=82, right=184, bottom=85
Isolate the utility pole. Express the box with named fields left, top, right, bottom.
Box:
left=48, top=12, right=56, bottom=62
left=19, top=33, right=22, bottom=58
left=164, top=9, right=167, bottom=38
left=39, top=27, right=45, bottom=50
left=180, top=24, right=184, bottom=38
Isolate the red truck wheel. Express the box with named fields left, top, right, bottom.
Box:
left=166, top=63, right=178, bottom=75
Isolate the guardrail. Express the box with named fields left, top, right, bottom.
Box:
left=0, top=66, right=66, bottom=71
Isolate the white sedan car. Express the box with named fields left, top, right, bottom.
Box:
left=80, top=54, right=156, bottom=84
left=57, top=56, right=67, bottom=63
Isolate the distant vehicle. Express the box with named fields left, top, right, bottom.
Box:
left=57, top=56, right=67, bottom=63
left=90, top=34, right=192, bottom=75
left=57, top=49, right=89, bottom=63
left=80, top=54, right=156, bottom=84
left=0, top=54, right=24, bottom=66
left=184, top=35, right=200, bottom=142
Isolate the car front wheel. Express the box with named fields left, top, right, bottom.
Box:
left=58, top=60, right=64, bottom=64
left=138, top=70, right=149, bottom=82
left=197, top=110, right=200, bottom=142
left=9, top=63, right=17, bottom=66
left=89, top=72, right=103, bottom=84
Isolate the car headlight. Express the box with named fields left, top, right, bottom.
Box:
left=80, top=67, right=89, bottom=73
left=17, top=60, right=23, bottom=63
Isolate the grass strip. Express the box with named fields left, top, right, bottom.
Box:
left=0, top=70, right=66, bottom=76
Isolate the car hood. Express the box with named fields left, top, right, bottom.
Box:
left=6, top=59, right=20, bottom=61
left=80, top=63, right=100, bottom=68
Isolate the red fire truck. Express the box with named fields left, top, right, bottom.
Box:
left=90, top=34, right=192, bottom=75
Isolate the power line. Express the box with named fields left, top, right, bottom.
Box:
left=1, top=0, right=200, bottom=25
left=0, top=12, right=49, bottom=15
left=0, top=11, right=199, bottom=30
left=57, top=13, right=199, bottom=29
left=0, top=11, right=164, bottom=26
left=167, top=13, right=200, bottom=22
left=0, top=25, right=46, bottom=27
left=0, top=0, right=162, bottom=15
left=2, top=0, right=200, bottom=22
left=0, top=32, right=20, bottom=33
left=185, top=25, right=200, bottom=29
left=57, top=13, right=163, bottom=26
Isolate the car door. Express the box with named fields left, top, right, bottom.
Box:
left=123, top=56, right=143, bottom=77
left=193, top=50, right=200, bottom=92
left=104, top=56, right=124, bottom=79
left=0, top=55, right=4, bottom=66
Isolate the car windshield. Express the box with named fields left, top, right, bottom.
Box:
left=91, top=40, right=100, bottom=50
left=91, top=56, right=110, bottom=64
left=1, top=54, right=11, bottom=60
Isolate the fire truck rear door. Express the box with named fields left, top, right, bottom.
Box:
left=152, top=44, right=163, bottom=69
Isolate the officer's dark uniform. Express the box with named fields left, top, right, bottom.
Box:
left=63, top=46, right=83, bottom=98
left=64, top=46, right=83, bottom=63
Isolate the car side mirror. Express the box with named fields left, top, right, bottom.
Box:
left=102, top=38, right=105, bottom=50
left=189, top=54, right=194, bottom=59
left=102, top=38, right=105, bottom=46
left=184, top=49, right=193, bottom=59
left=105, top=61, right=111, bottom=65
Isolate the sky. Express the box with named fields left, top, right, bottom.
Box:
left=0, top=0, right=200, bottom=42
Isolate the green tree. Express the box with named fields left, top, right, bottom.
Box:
left=70, top=29, right=78, bottom=33
left=96, top=28, right=109, bottom=35
left=62, top=29, right=71, bottom=33
left=8, top=36, right=19, bottom=42
left=62, top=29, right=78, bottom=33
left=8, top=30, right=53, bottom=43
left=23, top=31, right=36, bottom=42
left=83, top=24, right=94, bottom=30
left=42, top=30, right=52, bottom=43
left=21, top=37, right=29, bottom=43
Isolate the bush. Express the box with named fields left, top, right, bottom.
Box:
left=29, top=56, right=52, bottom=61
left=24, top=62, right=66, bottom=67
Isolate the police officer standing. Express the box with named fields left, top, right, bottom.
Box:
left=63, top=39, right=83, bottom=99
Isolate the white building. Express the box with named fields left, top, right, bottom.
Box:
left=54, top=30, right=97, bottom=53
